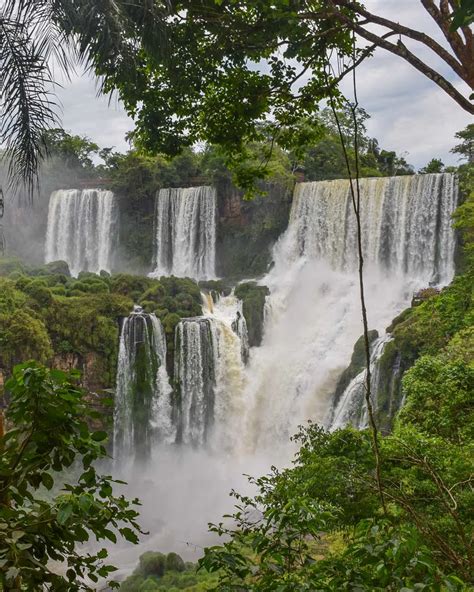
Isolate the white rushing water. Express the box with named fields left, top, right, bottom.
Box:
left=45, top=188, right=117, bottom=276
left=110, top=173, right=458, bottom=567
left=114, top=307, right=174, bottom=461
left=289, top=174, right=457, bottom=283
left=151, top=186, right=216, bottom=280
left=328, top=334, right=393, bottom=430
left=241, top=173, right=458, bottom=449
left=173, top=292, right=248, bottom=450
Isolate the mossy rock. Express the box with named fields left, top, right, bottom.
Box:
left=44, top=260, right=71, bottom=276
left=199, top=279, right=232, bottom=297
left=235, top=282, right=270, bottom=347
left=331, top=330, right=379, bottom=409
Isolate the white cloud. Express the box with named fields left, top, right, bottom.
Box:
left=56, top=72, right=133, bottom=154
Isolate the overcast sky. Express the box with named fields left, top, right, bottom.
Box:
left=56, top=0, right=472, bottom=170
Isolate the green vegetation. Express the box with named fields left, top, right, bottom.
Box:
left=120, top=552, right=218, bottom=591
left=0, top=263, right=203, bottom=389
left=234, top=282, right=270, bottom=347
left=200, top=337, right=473, bottom=588
left=0, top=363, right=141, bottom=591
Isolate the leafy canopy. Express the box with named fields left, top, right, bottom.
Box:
left=0, top=362, right=142, bottom=591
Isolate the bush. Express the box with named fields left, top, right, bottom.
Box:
left=0, top=256, right=26, bottom=276
left=23, top=280, right=54, bottom=307
left=141, top=283, right=166, bottom=303
left=44, top=260, right=71, bottom=276
left=0, top=310, right=53, bottom=368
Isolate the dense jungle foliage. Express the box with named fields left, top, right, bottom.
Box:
left=0, top=261, right=204, bottom=385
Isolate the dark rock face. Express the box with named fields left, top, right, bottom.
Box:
left=332, top=330, right=379, bottom=411
left=53, top=351, right=114, bottom=430
left=216, top=178, right=293, bottom=279
left=234, top=282, right=270, bottom=348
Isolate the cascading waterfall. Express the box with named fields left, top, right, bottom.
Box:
left=151, top=186, right=216, bottom=280
left=174, top=317, right=217, bottom=446
left=173, top=292, right=248, bottom=449
left=289, top=174, right=457, bottom=283
left=328, top=335, right=393, bottom=430
left=244, top=173, right=458, bottom=447
left=232, top=311, right=250, bottom=364
left=114, top=306, right=174, bottom=461
left=105, top=173, right=458, bottom=562
left=45, top=188, right=117, bottom=276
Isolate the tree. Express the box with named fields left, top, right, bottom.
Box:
left=100, top=0, right=474, bottom=174
left=200, top=424, right=472, bottom=589
left=0, top=0, right=168, bottom=195
left=419, top=157, right=445, bottom=173
left=0, top=362, right=142, bottom=591
left=42, top=129, right=99, bottom=170
left=1, top=1, right=473, bottom=193
left=451, top=124, right=474, bottom=163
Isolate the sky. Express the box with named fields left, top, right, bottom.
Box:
left=55, top=0, right=473, bottom=170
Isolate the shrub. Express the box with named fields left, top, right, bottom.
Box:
left=44, top=260, right=71, bottom=276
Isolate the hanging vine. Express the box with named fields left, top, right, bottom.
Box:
left=324, top=43, right=387, bottom=514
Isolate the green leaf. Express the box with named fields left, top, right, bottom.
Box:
left=103, top=529, right=117, bottom=543
left=57, top=503, right=73, bottom=525
left=91, top=431, right=108, bottom=442
left=41, top=472, right=54, bottom=490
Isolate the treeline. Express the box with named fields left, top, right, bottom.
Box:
left=42, top=108, right=420, bottom=187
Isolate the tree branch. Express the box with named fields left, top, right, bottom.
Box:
left=420, top=0, right=472, bottom=72
left=334, top=0, right=468, bottom=83
left=351, top=24, right=474, bottom=114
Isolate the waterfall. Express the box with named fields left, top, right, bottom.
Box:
left=243, top=173, right=458, bottom=448
left=174, top=317, right=217, bottom=446
left=328, top=335, right=393, bottom=430
left=105, top=173, right=459, bottom=562
left=151, top=186, right=216, bottom=280
left=232, top=312, right=250, bottom=364
left=114, top=307, right=173, bottom=461
left=45, top=188, right=117, bottom=276
left=173, top=292, right=248, bottom=449
left=289, top=174, right=457, bottom=283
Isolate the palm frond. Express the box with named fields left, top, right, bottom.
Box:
left=0, top=13, right=59, bottom=200
left=0, top=0, right=170, bottom=198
